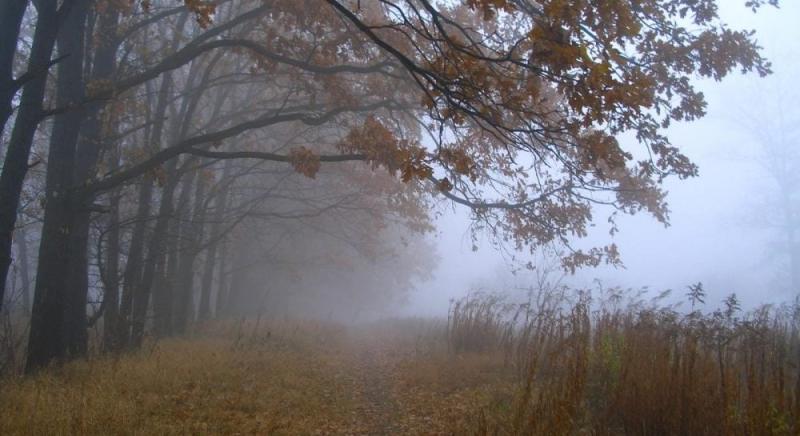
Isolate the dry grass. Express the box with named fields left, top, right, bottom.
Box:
left=0, top=319, right=510, bottom=435
left=0, top=324, right=360, bottom=434
left=3, top=286, right=800, bottom=435
left=447, top=292, right=514, bottom=354
left=448, top=286, right=800, bottom=435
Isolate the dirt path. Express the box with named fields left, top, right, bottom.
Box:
left=347, top=337, right=402, bottom=435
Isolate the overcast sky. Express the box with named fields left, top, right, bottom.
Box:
left=401, top=1, right=800, bottom=316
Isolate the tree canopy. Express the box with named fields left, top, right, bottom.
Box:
left=0, top=0, right=775, bottom=370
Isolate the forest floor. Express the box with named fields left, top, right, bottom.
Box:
left=0, top=319, right=515, bottom=435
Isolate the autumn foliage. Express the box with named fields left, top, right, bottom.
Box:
left=0, top=0, right=778, bottom=377
left=312, top=0, right=772, bottom=269
left=153, top=0, right=776, bottom=270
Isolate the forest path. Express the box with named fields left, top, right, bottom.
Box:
left=345, top=334, right=403, bottom=435
left=0, top=322, right=503, bottom=435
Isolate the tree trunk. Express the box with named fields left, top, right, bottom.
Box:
left=0, top=0, right=59, bottom=314
left=132, top=158, right=181, bottom=346
left=226, top=239, right=250, bottom=317
left=56, top=0, right=120, bottom=358
left=102, top=144, right=121, bottom=351
left=215, top=235, right=230, bottom=318
left=152, top=204, right=180, bottom=338
left=26, top=0, right=90, bottom=372
left=170, top=169, right=201, bottom=335
left=0, top=0, right=29, bottom=138
left=80, top=0, right=123, bottom=340
left=128, top=13, right=198, bottom=345
left=198, top=161, right=232, bottom=321
left=183, top=170, right=208, bottom=327
left=117, top=76, right=172, bottom=349
left=15, top=215, right=31, bottom=313
left=115, top=176, right=153, bottom=349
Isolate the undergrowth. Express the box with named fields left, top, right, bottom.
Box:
left=1, top=284, right=798, bottom=435
left=447, top=284, right=800, bottom=435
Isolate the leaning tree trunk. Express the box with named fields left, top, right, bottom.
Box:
left=0, top=0, right=28, bottom=138
left=0, top=0, right=59, bottom=314
left=26, top=0, right=90, bottom=372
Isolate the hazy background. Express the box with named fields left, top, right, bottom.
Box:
left=403, top=1, right=800, bottom=316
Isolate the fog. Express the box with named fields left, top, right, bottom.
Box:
left=406, top=0, right=800, bottom=315
left=3, top=0, right=799, bottom=379
left=7, top=1, right=800, bottom=432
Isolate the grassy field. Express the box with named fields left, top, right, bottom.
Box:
left=2, top=290, right=800, bottom=435
left=0, top=319, right=514, bottom=435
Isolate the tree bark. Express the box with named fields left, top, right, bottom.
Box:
left=58, top=1, right=120, bottom=358
left=14, top=215, right=31, bottom=313
left=0, top=0, right=59, bottom=313
left=26, top=0, right=90, bottom=372
left=102, top=144, right=121, bottom=352
left=0, top=0, right=28, bottom=138
left=115, top=176, right=153, bottom=349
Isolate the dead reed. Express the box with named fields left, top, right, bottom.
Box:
left=447, top=285, right=800, bottom=435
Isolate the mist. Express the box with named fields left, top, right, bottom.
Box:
left=2, top=0, right=799, bottom=433
left=404, top=1, right=800, bottom=315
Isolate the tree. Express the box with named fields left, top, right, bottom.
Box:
left=0, top=0, right=64, bottom=311
left=727, top=64, right=800, bottom=294
left=1, top=0, right=773, bottom=371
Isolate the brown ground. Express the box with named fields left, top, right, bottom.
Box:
left=0, top=320, right=515, bottom=435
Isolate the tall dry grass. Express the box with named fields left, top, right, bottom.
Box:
left=448, top=285, right=800, bottom=435
left=447, top=292, right=515, bottom=354
left=2, top=287, right=799, bottom=435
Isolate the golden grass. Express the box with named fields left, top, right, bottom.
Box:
left=5, top=288, right=799, bottom=435
left=0, top=319, right=512, bottom=435
left=448, top=289, right=800, bottom=435
left=0, top=341, right=356, bottom=434
left=389, top=349, right=517, bottom=434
